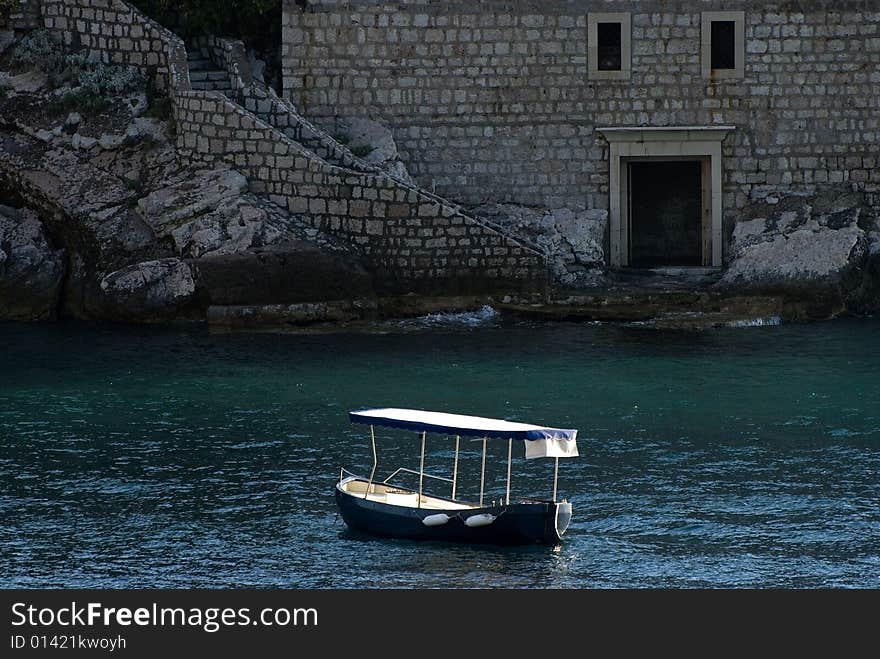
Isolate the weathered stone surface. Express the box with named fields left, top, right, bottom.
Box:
left=870, top=218, right=880, bottom=261
left=169, top=196, right=270, bottom=258
left=197, top=244, right=373, bottom=306
left=863, top=217, right=880, bottom=314
left=499, top=287, right=799, bottom=327
left=0, top=30, right=14, bottom=55
left=166, top=190, right=355, bottom=263
left=136, top=169, right=249, bottom=237
left=70, top=133, right=97, bottom=150
left=473, top=204, right=607, bottom=288
left=131, top=117, right=168, bottom=143
left=724, top=227, right=865, bottom=287
left=335, top=117, right=414, bottom=184
left=718, top=191, right=874, bottom=316
left=99, top=258, right=197, bottom=321
left=0, top=205, right=65, bottom=320
left=6, top=69, right=46, bottom=94
left=247, top=49, right=266, bottom=84
left=208, top=298, right=377, bottom=329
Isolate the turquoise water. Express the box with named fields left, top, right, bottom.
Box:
left=1, top=314, right=878, bottom=588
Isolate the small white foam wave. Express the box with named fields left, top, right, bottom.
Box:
left=398, top=305, right=499, bottom=328
left=727, top=316, right=782, bottom=328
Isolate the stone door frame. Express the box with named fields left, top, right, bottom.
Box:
left=598, top=126, right=734, bottom=268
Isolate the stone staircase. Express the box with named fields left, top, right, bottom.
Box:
left=186, top=48, right=234, bottom=96
left=174, top=35, right=548, bottom=296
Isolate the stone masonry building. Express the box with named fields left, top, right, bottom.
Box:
left=282, top=0, right=880, bottom=270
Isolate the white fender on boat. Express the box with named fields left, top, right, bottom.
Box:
left=464, top=513, right=496, bottom=528
left=422, top=513, right=452, bottom=527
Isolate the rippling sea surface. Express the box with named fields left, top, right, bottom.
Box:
left=1, top=314, right=878, bottom=588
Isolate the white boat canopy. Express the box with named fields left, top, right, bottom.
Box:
left=349, top=408, right=578, bottom=459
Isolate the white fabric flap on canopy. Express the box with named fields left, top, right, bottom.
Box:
left=524, top=437, right=580, bottom=460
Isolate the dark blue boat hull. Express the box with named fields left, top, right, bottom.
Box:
left=335, top=484, right=568, bottom=546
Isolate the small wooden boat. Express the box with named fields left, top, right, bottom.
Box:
left=335, top=408, right=579, bottom=545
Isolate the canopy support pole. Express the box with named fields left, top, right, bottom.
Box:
left=364, top=425, right=377, bottom=499
left=505, top=438, right=512, bottom=505
left=418, top=431, right=426, bottom=508
left=479, top=437, right=487, bottom=507
left=553, top=457, right=559, bottom=503
left=451, top=435, right=460, bottom=500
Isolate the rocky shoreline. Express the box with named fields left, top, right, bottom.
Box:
left=0, top=29, right=878, bottom=331
left=0, top=30, right=372, bottom=323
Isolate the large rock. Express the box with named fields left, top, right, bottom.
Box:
left=718, top=190, right=875, bottom=316
left=136, top=169, right=249, bottom=237
left=473, top=204, right=608, bottom=288
left=5, top=69, right=47, bottom=95
left=863, top=216, right=880, bottom=313
left=99, top=258, right=197, bottom=322
left=335, top=117, right=414, bottom=184
left=168, top=195, right=283, bottom=259
left=0, top=205, right=65, bottom=320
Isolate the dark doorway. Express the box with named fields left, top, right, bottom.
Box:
left=629, top=161, right=703, bottom=268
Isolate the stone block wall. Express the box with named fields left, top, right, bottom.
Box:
left=200, top=35, right=372, bottom=171
left=40, top=0, right=189, bottom=94
left=8, top=0, right=42, bottom=32
left=191, top=35, right=252, bottom=94
left=174, top=90, right=547, bottom=294
left=242, top=79, right=376, bottom=172
left=282, top=0, right=880, bottom=231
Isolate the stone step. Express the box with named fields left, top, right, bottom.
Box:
left=187, top=47, right=211, bottom=59
left=186, top=58, right=213, bottom=71
left=188, top=69, right=229, bottom=83
left=187, top=69, right=210, bottom=82
left=190, top=86, right=233, bottom=94
left=189, top=77, right=231, bottom=87
left=190, top=81, right=234, bottom=93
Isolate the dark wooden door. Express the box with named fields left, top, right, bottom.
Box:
left=629, top=161, right=703, bottom=267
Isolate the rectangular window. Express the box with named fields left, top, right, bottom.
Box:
left=701, top=11, right=745, bottom=79
left=710, top=21, right=736, bottom=70
left=597, top=22, right=622, bottom=71
left=588, top=13, right=631, bottom=80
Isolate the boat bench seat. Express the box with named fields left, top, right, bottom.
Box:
left=385, top=492, right=419, bottom=505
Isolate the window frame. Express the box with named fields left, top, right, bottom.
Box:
left=588, top=12, right=631, bottom=81
left=701, top=11, right=745, bottom=80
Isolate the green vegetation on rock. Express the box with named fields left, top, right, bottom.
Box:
left=350, top=144, right=375, bottom=159
left=10, top=29, right=62, bottom=70
left=11, top=30, right=145, bottom=111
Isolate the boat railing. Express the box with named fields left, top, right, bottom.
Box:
left=339, top=467, right=360, bottom=482
left=340, top=466, right=452, bottom=486
left=382, top=467, right=454, bottom=488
